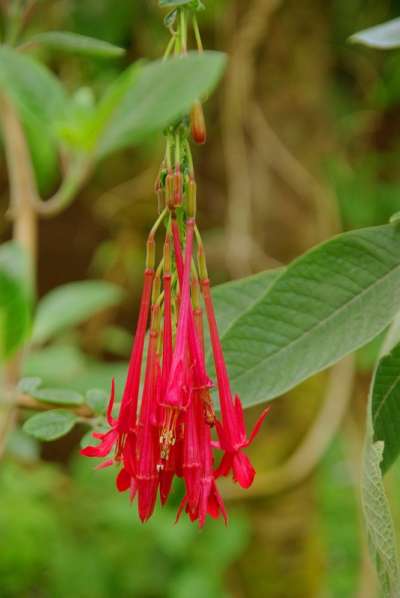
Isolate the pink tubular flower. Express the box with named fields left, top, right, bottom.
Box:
left=171, top=219, right=215, bottom=424
left=80, top=267, right=154, bottom=466
left=177, top=392, right=227, bottom=527
left=163, top=218, right=195, bottom=409
left=201, top=278, right=270, bottom=489
left=181, top=385, right=201, bottom=512
left=159, top=219, right=195, bottom=466
left=136, top=304, right=161, bottom=522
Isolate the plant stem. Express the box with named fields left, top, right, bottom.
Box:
left=0, top=92, right=38, bottom=456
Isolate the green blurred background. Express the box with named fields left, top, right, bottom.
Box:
left=2, top=0, right=400, bottom=596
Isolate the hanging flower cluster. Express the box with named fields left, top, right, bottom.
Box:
left=81, top=5, right=269, bottom=527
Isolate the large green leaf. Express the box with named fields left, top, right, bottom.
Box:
left=25, top=31, right=124, bottom=58
left=350, top=18, right=400, bottom=49
left=372, top=342, right=400, bottom=473
left=219, top=224, right=400, bottom=407
left=211, top=269, right=282, bottom=339
left=0, top=243, right=32, bottom=360
left=32, top=281, right=124, bottom=345
left=97, top=51, right=226, bottom=157
left=0, top=46, right=66, bottom=124
left=362, top=439, right=400, bottom=596
left=23, top=410, right=78, bottom=441
left=205, top=268, right=282, bottom=370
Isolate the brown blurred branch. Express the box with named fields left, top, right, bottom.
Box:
left=0, top=93, right=39, bottom=458
left=222, top=0, right=283, bottom=277
left=250, top=104, right=341, bottom=239
left=222, top=355, right=355, bottom=500
left=15, top=394, right=95, bottom=419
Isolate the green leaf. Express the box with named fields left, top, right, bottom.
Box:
left=97, top=51, right=226, bottom=157
left=0, top=46, right=66, bottom=125
left=24, top=31, right=125, bottom=59
left=32, top=281, right=123, bottom=345
left=0, top=243, right=32, bottom=360
left=17, top=377, right=42, bottom=394
left=362, top=315, right=400, bottom=596
left=73, top=62, right=141, bottom=152
left=211, top=269, right=283, bottom=340
left=362, top=439, right=400, bottom=596
left=23, top=410, right=78, bottom=441
left=350, top=18, right=400, bottom=49
left=160, top=0, right=204, bottom=8
left=86, top=388, right=108, bottom=414
left=23, top=344, right=87, bottom=386
left=164, top=9, right=178, bottom=28
left=372, top=342, right=400, bottom=473
left=219, top=224, right=400, bottom=407
left=21, top=103, right=60, bottom=193
left=0, top=241, right=33, bottom=299
left=0, top=47, right=65, bottom=189
left=31, top=388, right=84, bottom=406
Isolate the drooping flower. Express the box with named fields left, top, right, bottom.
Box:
left=135, top=304, right=162, bottom=522
left=81, top=266, right=154, bottom=467
left=81, top=6, right=270, bottom=524
left=201, top=277, right=270, bottom=489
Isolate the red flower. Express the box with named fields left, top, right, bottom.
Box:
left=201, top=278, right=270, bottom=489
left=80, top=268, right=154, bottom=468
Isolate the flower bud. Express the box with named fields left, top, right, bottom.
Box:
left=173, top=166, right=183, bottom=206
left=146, top=237, right=156, bottom=270
left=190, top=101, right=207, bottom=145
left=187, top=177, right=197, bottom=218
left=165, top=170, right=174, bottom=209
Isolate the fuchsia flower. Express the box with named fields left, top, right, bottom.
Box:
left=81, top=215, right=269, bottom=523
left=81, top=267, right=154, bottom=470
left=81, top=25, right=269, bottom=523
left=201, top=278, right=270, bottom=489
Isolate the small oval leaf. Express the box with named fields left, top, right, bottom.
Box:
left=24, top=31, right=125, bottom=59
left=31, top=387, right=84, bottom=406
left=17, top=377, right=42, bottom=394
left=23, top=410, right=78, bottom=441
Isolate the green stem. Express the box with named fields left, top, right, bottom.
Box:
left=192, top=14, right=203, bottom=52
left=180, top=8, right=187, bottom=53
left=163, top=34, right=176, bottom=60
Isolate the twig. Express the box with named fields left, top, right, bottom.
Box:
left=250, top=104, right=341, bottom=240
left=0, top=93, right=39, bottom=458
left=16, top=394, right=95, bottom=419
left=222, top=0, right=283, bottom=277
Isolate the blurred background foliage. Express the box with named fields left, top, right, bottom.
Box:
left=2, top=0, right=400, bottom=596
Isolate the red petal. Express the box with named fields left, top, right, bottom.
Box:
left=175, top=496, right=188, bottom=523
left=246, top=406, right=271, bottom=447
left=214, top=452, right=233, bottom=479
left=95, top=458, right=114, bottom=470
left=232, top=452, right=255, bottom=489
left=107, top=378, right=117, bottom=426
left=234, top=395, right=246, bottom=439
left=116, top=468, right=131, bottom=492
left=80, top=429, right=117, bottom=458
